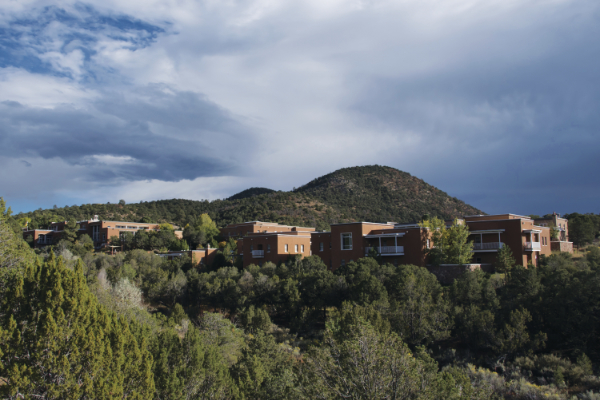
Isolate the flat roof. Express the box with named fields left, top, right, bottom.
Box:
left=223, top=221, right=314, bottom=229
left=464, top=213, right=530, bottom=219
left=330, top=222, right=394, bottom=226
left=245, top=233, right=312, bottom=238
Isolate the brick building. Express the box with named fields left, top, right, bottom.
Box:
left=220, top=221, right=315, bottom=238
left=23, top=216, right=182, bottom=250
left=534, top=213, right=573, bottom=253
left=221, top=213, right=568, bottom=271
left=241, top=230, right=312, bottom=266
left=464, top=214, right=552, bottom=267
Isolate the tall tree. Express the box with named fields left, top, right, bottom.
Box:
left=62, top=219, right=80, bottom=243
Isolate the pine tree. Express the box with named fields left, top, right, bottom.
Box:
left=62, top=219, right=80, bottom=243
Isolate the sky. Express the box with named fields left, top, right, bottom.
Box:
left=1, top=0, right=599, bottom=216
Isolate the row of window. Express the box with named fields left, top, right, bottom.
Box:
left=249, top=244, right=306, bottom=253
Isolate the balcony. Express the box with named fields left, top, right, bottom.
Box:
left=251, top=250, right=264, bottom=258
left=472, top=242, right=503, bottom=252
left=365, top=246, right=404, bottom=256
left=524, top=242, right=541, bottom=251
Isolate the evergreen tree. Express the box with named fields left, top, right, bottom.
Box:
left=62, top=219, right=80, bottom=243
left=0, top=253, right=155, bottom=399
left=496, top=244, right=516, bottom=274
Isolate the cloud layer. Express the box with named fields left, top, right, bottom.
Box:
left=1, top=0, right=599, bottom=215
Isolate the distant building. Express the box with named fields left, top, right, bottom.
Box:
left=158, top=248, right=220, bottom=267
left=220, top=221, right=315, bottom=239
left=241, top=230, right=312, bottom=267
left=23, top=215, right=183, bottom=250
left=533, top=212, right=573, bottom=253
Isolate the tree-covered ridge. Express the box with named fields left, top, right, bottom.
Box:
left=227, top=187, right=276, bottom=201
left=16, top=166, right=484, bottom=231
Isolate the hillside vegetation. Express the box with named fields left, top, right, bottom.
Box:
left=5, top=195, right=600, bottom=399
left=17, top=165, right=483, bottom=231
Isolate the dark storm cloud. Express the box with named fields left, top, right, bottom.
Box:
left=0, top=85, right=253, bottom=181
left=345, top=1, right=600, bottom=214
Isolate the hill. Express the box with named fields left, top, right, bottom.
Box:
left=295, top=165, right=481, bottom=223
left=227, top=187, right=276, bottom=201
left=17, top=166, right=483, bottom=231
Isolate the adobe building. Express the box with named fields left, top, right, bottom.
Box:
left=23, top=216, right=183, bottom=250
left=464, top=214, right=552, bottom=267
left=241, top=230, right=312, bottom=266
left=534, top=213, right=573, bottom=253
left=311, top=231, right=333, bottom=268
left=328, top=222, right=431, bottom=270
left=220, top=221, right=315, bottom=239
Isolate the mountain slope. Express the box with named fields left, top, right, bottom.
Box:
left=17, top=166, right=483, bottom=231
left=227, top=187, right=276, bottom=201
left=295, top=165, right=482, bottom=223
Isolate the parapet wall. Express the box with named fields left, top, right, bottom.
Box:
left=551, top=241, right=573, bottom=253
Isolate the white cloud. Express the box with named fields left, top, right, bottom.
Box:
left=0, top=67, right=98, bottom=108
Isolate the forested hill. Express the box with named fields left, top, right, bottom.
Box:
left=17, top=165, right=483, bottom=230
left=295, top=165, right=482, bottom=223
left=227, top=187, right=276, bottom=201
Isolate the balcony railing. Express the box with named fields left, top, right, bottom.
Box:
left=472, top=242, right=503, bottom=251
left=524, top=242, right=541, bottom=251
left=252, top=250, right=264, bottom=258
left=365, top=246, right=404, bottom=256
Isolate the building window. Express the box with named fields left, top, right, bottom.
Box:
left=295, top=244, right=298, bottom=253
left=250, top=245, right=253, bottom=251
left=341, top=233, right=352, bottom=250
left=320, top=242, right=324, bottom=252
left=341, top=259, right=345, bottom=267
left=102, top=234, right=106, bottom=240
left=267, top=244, right=271, bottom=253
left=301, top=245, right=304, bottom=253
left=285, top=244, right=288, bottom=253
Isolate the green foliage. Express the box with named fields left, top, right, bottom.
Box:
left=0, top=253, right=155, bottom=398
left=231, top=332, right=300, bottom=400
left=307, top=310, right=437, bottom=400
left=62, top=219, right=80, bottom=243
left=420, top=217, right=473, bottom=265
left=387, top=264, right=452, bottom=345
left=151, top=325, right=236, bottom=400
left=239, top=305, right=272, bottom=334
left=566, top=213, right=600, bottom=246
left=0, top=197, right=36, bottom=293
left=496, top=244, right=516, bottom=274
